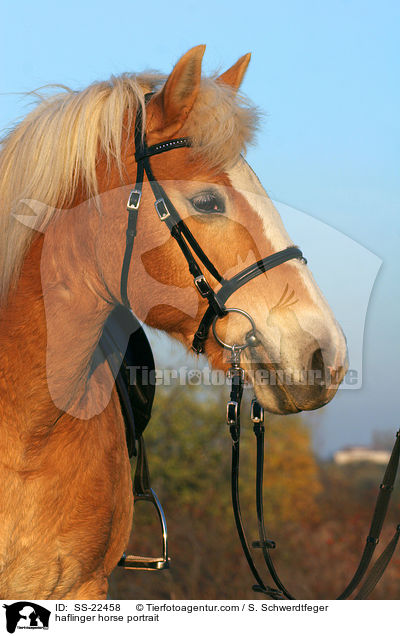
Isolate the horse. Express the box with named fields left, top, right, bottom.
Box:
left=0, top=45, right=348, bottom=599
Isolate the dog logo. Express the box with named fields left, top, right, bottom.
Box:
left=3, top=602, right=50, bottom=633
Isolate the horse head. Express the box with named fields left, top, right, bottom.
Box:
left=93, top=46, right=348, bottom=414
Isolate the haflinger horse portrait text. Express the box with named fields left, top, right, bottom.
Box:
left=2, top=45, right=395, bottom=602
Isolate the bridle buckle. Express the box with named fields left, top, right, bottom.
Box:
left=127, top=189, right=142, bottom=211
left=227, top=401, right=239, bottom=425
left=251, top=398, right=264, bottom=424
left=154, top=198, right=170, bottom=221
left=194, top=274, right=212, bottom=297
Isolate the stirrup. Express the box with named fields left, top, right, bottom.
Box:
left=118, top=437, right=170, bottom=571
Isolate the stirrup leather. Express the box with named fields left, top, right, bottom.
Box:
left=118, top=436, right=169, bottom=571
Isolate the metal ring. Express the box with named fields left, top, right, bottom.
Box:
left=212, top=308, right=257, bottom=351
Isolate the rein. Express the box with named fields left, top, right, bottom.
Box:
left=223, top=341, right=400, bottom=600
left=117, top=94, right=400, bottom=598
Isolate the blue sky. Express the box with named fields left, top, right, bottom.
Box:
left=1, top=0, right=399, bottom=455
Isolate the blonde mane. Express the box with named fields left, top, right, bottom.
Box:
left=0, top=71, right=259, bottom=305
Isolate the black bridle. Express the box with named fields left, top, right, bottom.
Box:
left=120, top=93, right=305, bottom=353
left=119, top=93, right=400, bottom=598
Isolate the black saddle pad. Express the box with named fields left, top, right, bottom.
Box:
left=90, top=306, right=155, bottom=457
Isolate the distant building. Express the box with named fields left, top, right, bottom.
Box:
left=333, top=446, right=390, bottom=465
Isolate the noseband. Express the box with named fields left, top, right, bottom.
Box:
left=118, top=93, right=400, bottom=598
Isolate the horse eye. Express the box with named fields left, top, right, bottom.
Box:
left=190, top=192, right=225, bottom=214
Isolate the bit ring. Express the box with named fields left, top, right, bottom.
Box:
left=212, top=308, right=258, bottom=351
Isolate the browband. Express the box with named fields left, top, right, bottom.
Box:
left=135, top=137, right=192, bottom=161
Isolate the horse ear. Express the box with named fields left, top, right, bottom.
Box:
left=216, top=53, right=251, bottom=91
left=148, top=45, right=206, bottom=139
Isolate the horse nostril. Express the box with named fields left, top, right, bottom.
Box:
left=309, top=347, right=326, bottom=386
left=310, top=347, right=324, bottom=373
